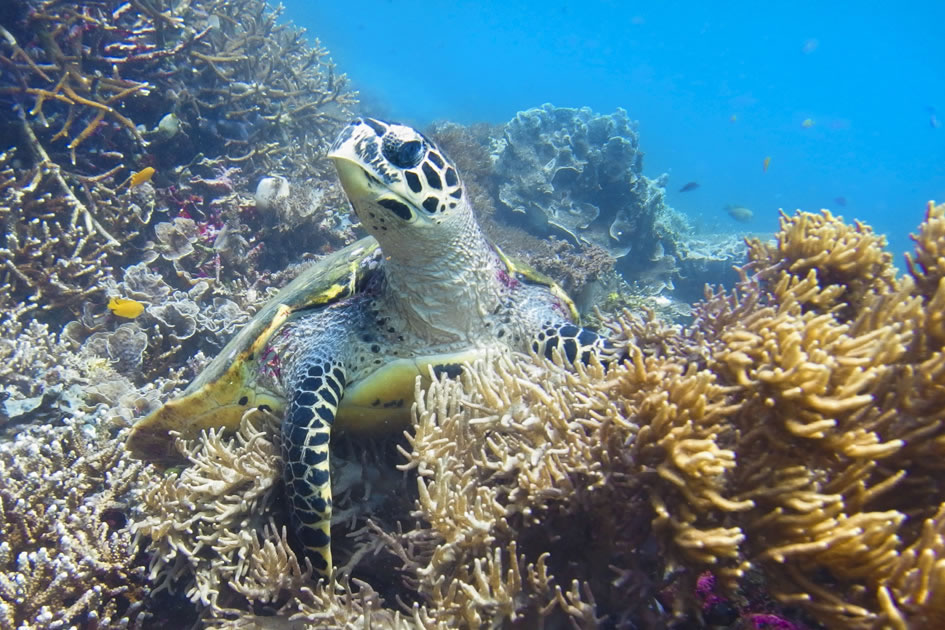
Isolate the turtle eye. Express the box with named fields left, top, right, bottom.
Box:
left=383, top=139, right=424, bottom=169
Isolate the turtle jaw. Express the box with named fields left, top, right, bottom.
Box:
left=330, top=155, right=422, bottom=226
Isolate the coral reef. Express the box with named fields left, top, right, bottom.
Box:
left=0, top=146, right=116, bottom=318
left=0, top=0, right=358, bottom=323
left=129, top=203, right=945, bottom=629
left=0, top=303, right=172, bottom=626
left=486, top=105, right=745, bottom=306
left=0, top=419, right=153, bottom=629
left=491, top=104, right=669, bottom=260
left=3, top=7, right=941, bottom=625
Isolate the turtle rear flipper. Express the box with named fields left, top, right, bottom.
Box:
left=127, top=303, right=297, bottom=464
left=282, top=359, right=347, bottom=577
left=126, top=358, right=285, bottom=465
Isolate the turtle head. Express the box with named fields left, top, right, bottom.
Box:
left=328, top=118, right=467, bottom=237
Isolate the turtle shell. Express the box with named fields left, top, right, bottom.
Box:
left=126, top=237, right=578, bottom=464
left=126, top=236, right=380, bottom=464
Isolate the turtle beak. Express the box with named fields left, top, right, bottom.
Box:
left=330, top=157, right=376, bottom=201
left=328, top=120, right=383, bottom=199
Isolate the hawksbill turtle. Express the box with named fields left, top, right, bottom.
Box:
left=127, top=118, right=620, bottom=576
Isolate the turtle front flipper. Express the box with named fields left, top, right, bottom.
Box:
left=532, top=322, right=622, bottom=367
left=282, top=359, right=347, bottom=577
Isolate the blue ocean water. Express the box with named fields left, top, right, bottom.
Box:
left=283, top=0, right=945, bottom=258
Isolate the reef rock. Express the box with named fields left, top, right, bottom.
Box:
left=492, top=104, right=669, bottom=259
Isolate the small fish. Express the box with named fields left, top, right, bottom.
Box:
left=108, top=297, right=145, bottom=319
left=834, top=196, right=847, bottom=207
left=730, top=114, right=737, bottom=123
left=130, top=166, right=155, bottom=188
left=725, top=205, right=754, bottom=223
left=801, top=118, right=814, bottom=128
left=763, top=156, right=771, bottom=172
left=932, top=114, right=941, bottom=129
left=679, top=181, right=700, bottom=192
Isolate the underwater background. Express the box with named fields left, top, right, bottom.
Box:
left=2, top=0, right=945, bottom=628
left=289, top=0, right=945, bottom=257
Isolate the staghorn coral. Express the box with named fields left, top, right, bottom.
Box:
left=0, top=147, right=117, bottom=318
left=0, top=0, right=358, bottom=319
left=0, top=297, right=189, bottom=627
left=1, top=0, right=355, bottom=181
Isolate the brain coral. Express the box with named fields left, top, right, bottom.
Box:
left=492, top=104, right=669, bottom=260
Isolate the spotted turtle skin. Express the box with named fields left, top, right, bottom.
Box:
left=128, top=118, right=618, bottom=577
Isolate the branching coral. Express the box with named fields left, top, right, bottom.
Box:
left=398, top=350, right=749, bottom=626
left=693, top=204, right=945, bottom=628
left=0, top=0, right=358, bottom=318
left=1, top=0, right=355, bottom=181
left=133, top=409, right=295, bottom=607
left=0, top=419, right=155, bottom=628
left=0, top=147, right=117, bottom=317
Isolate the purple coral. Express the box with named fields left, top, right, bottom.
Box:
left=747, top=613, right=800, bottom=630
left=694, top=571, right=804, bottom=629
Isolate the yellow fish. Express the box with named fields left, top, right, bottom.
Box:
left=763, top=156, right=771, bottom=172
left=108, top=297, right=145, bottom=319
left=129, top=166, right=155, bottom=188
left=801, top=118, right=814, bottom=128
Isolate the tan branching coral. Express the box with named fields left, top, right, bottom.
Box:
left=692, top=204, right=945, bottom=628
left=393, top=348, right=752, bottom=626
left=129, top=203, right=945, bottom=629
left=748, top=209, right=898, bottom=313
left=133, top=410, right=293, bottom=607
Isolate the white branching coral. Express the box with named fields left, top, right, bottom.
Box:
left=0, top=419, right=154, bottom=628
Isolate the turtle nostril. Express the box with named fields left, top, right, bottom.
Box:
left=383, top=139, right=424, bottom=169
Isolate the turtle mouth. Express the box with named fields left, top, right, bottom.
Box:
left=331, top=157, right=423, bottom=228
